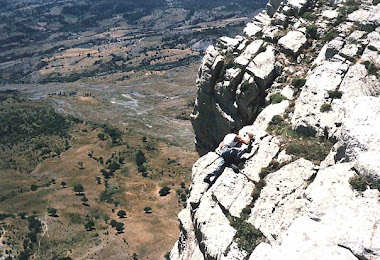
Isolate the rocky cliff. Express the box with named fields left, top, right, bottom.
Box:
left=170, top=0, right=380, bottom=259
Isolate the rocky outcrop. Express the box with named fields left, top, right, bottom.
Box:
left=173, top=0, right=380, bottom=259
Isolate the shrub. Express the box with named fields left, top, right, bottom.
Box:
left=269, top=93, right=287, bottom=104
left=323, top=30, right=337, bottom=43
left=362, top=60, right=379, bottom=76
left=229, top=216, right=265, bottom=255
left=320, top=103, right=332, bottom=112
left=159, top=187, right=170, bottom=196
left=349, top=175, right=380, bottom=192
left=349, top=175, right=368, bottom=192
left=135, top=150, right=146, bottom=166
left=306, top=25, right=318, bottom=39
left=117, top=210, right=126, bottom=218
left=144, top=207, right=152, bottom=214
left=302, top=12, right=317, bottom=21
left=240, top=80, right=250, bottom=91
left=30, top=184, right=38, bottom=191
left=368, top=45, right=378, bottom=52
left=374, top=0, right=380, bottom=5
left=73, top=184, right=84, bottom=195
left=269, top=115, right=284, bottom=126
left=291, top=78, right=306, bottom=89
left=47, top=208, right=57, bottom=216
left=327, top=90, right=343, bottom=99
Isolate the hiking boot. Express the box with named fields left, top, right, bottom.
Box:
left=230, top=164, right=240, bottom=173
left=203, top=174, right=213, bottom=183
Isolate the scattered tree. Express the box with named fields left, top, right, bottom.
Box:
left=143, top=207, right=152, bottom=214
left=95, top=176, right=101, bottom=184
left=61, top=181, right=67, bottom=188
left=77, top=161, right=84, bottom=169
left=114, top=222, right=124, bottom=233
left=159, top=187, right=170, bottom=196
left=117, top=210, right=126, bottom=218
left=30, top=184, right=38, bottom=191
left=81, top=196, right=89, bottom=205
left=84, top=219, right=95, bottom=231
left=73, top=184, right=84, bottom=195
left=47, top=208, right=57, bottom=217
left=18, top=212, right=27, bottom=219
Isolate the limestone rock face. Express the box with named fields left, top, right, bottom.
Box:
left=172, top=0, right=380, bottom=259
left=278, top=31, right=307, bottom=57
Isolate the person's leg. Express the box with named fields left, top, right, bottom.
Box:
left=203, top=156, right=225, bottom=183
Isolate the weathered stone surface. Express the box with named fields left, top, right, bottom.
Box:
left=170, top=209, right=204, bottom=260
left=278, top=31, right=307, bottom=56
left=244, top=23, right=262, bottom=38
left=210, top=167, right=256, bottom=217
left=266, top=0, right=285, bottom=17
left=339, top=63, right=380, bottom=99
left=236, top=73, right=260, bottom=122
left=248, top=159, right=316, bottom=241
left=235, top=40, right=264, bottom=66
left=291, top=59, right=350, bottom=137
left=287, top=0, right=309, bottom=15
left=340, top=97, right=380, bottom=179
left=241, top=135, right=280, bottom=182
left=252, top=100, right=289, bottom=131
left=339, top=43, right=360, bottom=59
left=194, top=193, right=236, bottom=259
left=322, top=9, right=338, bottom=19
left=325, top=38, right=345, bottom=59
left=348, top=5, right=380, bottom=26
left=218, top=36, right=243, bottom=51
left=246, top=45, right=276, bottom=90
left=187, top=152, right=220, bottom=207
left=303, top=163, right=380, bottom=259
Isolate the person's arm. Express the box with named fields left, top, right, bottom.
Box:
left=218, top=141, right=224, bottom=149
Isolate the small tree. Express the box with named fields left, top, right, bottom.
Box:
left=18, top=212, right=27, bottom=219
left=143, top=207, right=152, bottom=214
left=135, top=150, right=146, bottom=166
left=81, top=196, right=89, bottom=205
left=73, top=184, right=84, bottom=195
left=84, top=219, right=95, bottom=231
left=61, top=181, right=67, bottom=188
left=117, top=210, right=126, bottom=218
left=77, top=161, right=84, bottom=169
left=110, top=219, right=117, bottom=227
left=159, top=187, right=170, bottom=196
left=114, top=222, right=124, bottom=233
left=30, top=184, right=38, bottom=191
left=95, top=176, right=101, bottom=184
left=180, top=182, right=186, bottom=189
left=47, top=208, right=57, bottom=217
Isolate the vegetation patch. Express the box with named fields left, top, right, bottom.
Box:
left=320, top=103, right=332, bottom=112
left=349, top=175, right=380, bottom=192
left=0, top=91, right=78, bottom=172
left=323, top=30, right=337, bottom=43
left=306, top=25, right=318, bottom=39
left=267, top=116, right=334, bottom=164
left=291, top=77, right=306, bottom=89
left=269, top=93, right=287, bottom=104
left=362, top=60, right=379, bottom=77
left=327, top=90, right=343, bottom=99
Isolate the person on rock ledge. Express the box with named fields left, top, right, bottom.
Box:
left=203, top=129, right=254, bottom=184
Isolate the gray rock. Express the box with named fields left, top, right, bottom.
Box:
left=252, top=100, right=289, bottom=131
left=287, top=0, right=309, bottom=15
left=244, top=23, right=262, bottom=38
left=170, top=209, right=204, bottom=260
left=235, top=40, right=264, bottom=67
left=246, top=45, right=276, bottom=90
left=291, top=59, right=350, bottom=137
left=248, top=159, right=316, bottom=241
left=210, top=167, right=256, bottom=217
left=278, top=31, right=307, bottom=57
left=325, top=38, right=345, bottom=59
left=340, top=97, right=380, bottom=179
left=194, top=193, right=236, bottom=259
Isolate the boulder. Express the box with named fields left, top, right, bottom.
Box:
left=241, top=135, right=281, bottom=182
left=287, top=0, right=309, bottom=15
left=244, top=23, right=263, bottom=38
left=210, top=167, right=256, bottom=217
left=246, top=45, right=276, bottom=90
left=325, top=38, right=345, bottom=59
left=170, top=209, right=204, bottom=260
left=193, top=193, right=237, bottom=259
left=278, top=31, right=307, bottom=57
left=235, top=40, right=264, bottom=67
left=252, top=100, right=289, bottom=131
left=248, top=159, right=316, bottom=241
left=340, top=97, right=380, bottom=179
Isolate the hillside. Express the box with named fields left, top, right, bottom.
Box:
left=170, top=0, right=380, bottom=259
left=0, top=0, right=266, bottom=84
